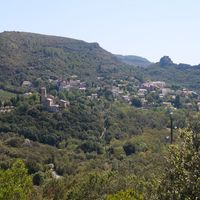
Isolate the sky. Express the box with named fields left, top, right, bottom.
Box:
left=1, top=0, right=200, bottom=65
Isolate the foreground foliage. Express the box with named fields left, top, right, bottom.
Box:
left=158, top=129, right=200, bottom=200
left=0, top=159, right=32, bottom=200
left=106, top=189, right=144, bottom=200
left=0, top=129, right=199, bottom=199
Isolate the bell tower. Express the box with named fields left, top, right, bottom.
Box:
left=40, top=87, right=46, bottom=103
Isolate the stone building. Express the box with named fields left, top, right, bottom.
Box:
left=40, top=87, right=69, bottom=112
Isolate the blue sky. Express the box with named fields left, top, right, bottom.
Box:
left=1, top=0, right=200, bottom=64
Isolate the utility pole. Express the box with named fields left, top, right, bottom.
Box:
left=170, top=112, right=173, bottom=144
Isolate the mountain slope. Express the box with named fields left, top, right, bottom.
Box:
left=0, top=31, right=127, bottom=90
left=143, top=56, right=200, bottom=91
left=2, top=32, right=200, bottom=93
left=115, top=54, right=151, bottom=67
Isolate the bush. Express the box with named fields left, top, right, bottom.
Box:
left=5, top=137, right=24, bottom=148
left=0, top=159, right=32, bottom=200
left=80, top=141, right=103, bottom=154
left=32, top=171, right=45, bottom=186
left=123, top=142, right=136, bottom=156
left=26, top=160, right=42, bottom=174
left=131, top=98, right=142, bottom=108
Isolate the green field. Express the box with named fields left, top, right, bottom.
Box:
left=0, top=89, right=16, bottom=101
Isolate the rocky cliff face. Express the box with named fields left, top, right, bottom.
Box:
left=159, top=56, right=174, bottom=67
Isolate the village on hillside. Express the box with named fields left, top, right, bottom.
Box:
left=28, top=74, right=200, bottom=112
left=110, top=79, right=200, bottom=110
left=2, top=74, right=200, bottom=113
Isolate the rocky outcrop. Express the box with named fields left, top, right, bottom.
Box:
left=159, top=56, right=174, bottom=67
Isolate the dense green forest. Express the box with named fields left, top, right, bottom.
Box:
left=0, top=127, right=199, bottom=199
left=0, top=94, right=199, bottom=199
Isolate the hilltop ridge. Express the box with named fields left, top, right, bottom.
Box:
left=1, top=31, right=200, bottom=93
left=0, top=31, right=127, bottom=90
left=115, top=54, right=151, bottom=67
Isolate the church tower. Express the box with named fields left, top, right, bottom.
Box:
left=40, top=87, right=47, bottom=104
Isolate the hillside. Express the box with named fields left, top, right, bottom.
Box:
left=0, top=33, right=199, bottom=199
left=1, top=31, right=200, bottom=93
left=115, top=54, right=151, bottom=67
left=0, top=31, right=130, bottom=91
left=143, top=56, right=200, bottom=91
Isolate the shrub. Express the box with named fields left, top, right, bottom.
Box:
left=123, top=142, right=136, bottom=156
left=32, top=171, right=45, bottom=186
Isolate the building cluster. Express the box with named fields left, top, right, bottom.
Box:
left=87, top=93, right=98, bottom=100
left=55, top=77, right=87, bottom=91
left=40, top=87, right=69, bottom=112
left=110, top=86, right=131, bottom=104
left=177, top=88, right=198, bottom=98
left=0, top=106, right=14, bottom=114
left=141, top=81, right=166, bottom=90
left=139, top=81, right=200, bottom=109
left=107, top=78, right=200, bottom=110
left=112, top=86, right=124, bottom=98
left=20, top=75, right=200, bottom=112
left=21, top=80, right=32, bottom=87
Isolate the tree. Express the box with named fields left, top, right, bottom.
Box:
left=10, top=97, right=18, bottom=106
left=42, top=179, right=66, bottom=200
left=173, top=95, right=182, bottom=109
left=188, top=113, right=200, bottom=151
left=3, top=100, right=12, bottom=107
left=158, top=129, right=200, bottom=200
left=67, top=172, right=115, bottom=200
left=0, top=159, right=32, bottom=200
left=80, top=141, right=103, bottom=154
left=106, top=189, right=144, bottom=200
left=131, top=98, right=142, bottom=108
left=33, top=171, right=45, bottom=186
left=123, top=142, right=136, bottom=156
